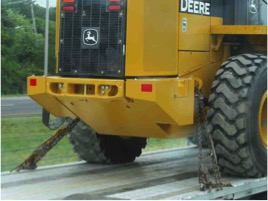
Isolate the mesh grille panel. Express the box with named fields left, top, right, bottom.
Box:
left=59, top=0, right=126, bottom=77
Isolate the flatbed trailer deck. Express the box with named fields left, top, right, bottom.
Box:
left=1, top=146, right=267, bottom=200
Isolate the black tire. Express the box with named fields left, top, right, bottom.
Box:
left=68, top=120, right=147, bottom=164
left=207, top=53, right=267, bottom=177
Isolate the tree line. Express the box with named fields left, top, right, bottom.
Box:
left=1, top=0, right=56, bottom=94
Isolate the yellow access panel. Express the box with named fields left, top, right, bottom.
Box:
left=125, top=0, right=178, bottom=76
left=178, top=0, right=211, bottom=51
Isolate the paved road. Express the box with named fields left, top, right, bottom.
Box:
left=1, top=147, right=267, bottom=200
left=1, top=97, right=42, bottom=118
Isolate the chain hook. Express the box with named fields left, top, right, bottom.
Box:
left=193, top=77, right=203, bottom=90
left=249, top=0, right=258, bottom=14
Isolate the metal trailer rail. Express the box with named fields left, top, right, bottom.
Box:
left=1, top=146, right=267, bottom=200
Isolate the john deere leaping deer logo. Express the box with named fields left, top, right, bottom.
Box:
left=83, top=29, right=98, bottom=46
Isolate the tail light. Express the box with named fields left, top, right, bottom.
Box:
left=61, top=0, right=76, bottom=13
left=141, top=84, right=153, bottom=92
left=107, top=4, right=122, bottom=11
left=62, top=6, right=75, bottom=12
left=62, top=0, right=76, bottom=3
left=30, top=78, right=37, bottom=87
left=107, top=0, right=123, bottom=12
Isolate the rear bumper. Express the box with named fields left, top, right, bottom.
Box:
left=27, top=76, right=195, bottom=138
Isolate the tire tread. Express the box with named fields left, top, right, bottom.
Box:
left=68, top=120, right=146, bottom=164
left=207, top=53, right=267, bottom=177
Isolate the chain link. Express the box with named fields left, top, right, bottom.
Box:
left=12, top=118, right=80, bottom=172
left=195, top=87, right=231, bottom=191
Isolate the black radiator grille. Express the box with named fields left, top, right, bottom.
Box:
left=58, top=0, right=127, bottom=77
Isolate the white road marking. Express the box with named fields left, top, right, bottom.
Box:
left=1, top=104, right=15, bottom=107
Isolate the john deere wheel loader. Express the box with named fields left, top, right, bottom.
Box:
left=27, top=0, right=267, bottom=177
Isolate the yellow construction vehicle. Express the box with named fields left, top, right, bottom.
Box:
left=27, top=0, right=267, bottom=178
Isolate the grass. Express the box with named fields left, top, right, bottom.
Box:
left=144, top=138, right=187, bottom=152
left=1, top=117, right=188, bottom=172
left=1, top=117, right=79, bottom=172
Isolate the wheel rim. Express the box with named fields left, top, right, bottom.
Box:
left=259, top=91, right=267, bottom=149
